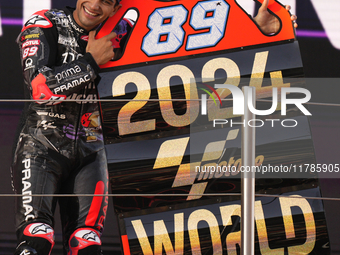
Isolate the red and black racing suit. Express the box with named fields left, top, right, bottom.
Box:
left=11, top=7, right=132, bottom=255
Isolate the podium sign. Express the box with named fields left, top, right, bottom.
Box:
left=97, top=0, right=329, bottom=254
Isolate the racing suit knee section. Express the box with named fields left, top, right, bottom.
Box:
left=15, top=222, right=54, bottom=255
left=68, top=228, right=102, bottom=255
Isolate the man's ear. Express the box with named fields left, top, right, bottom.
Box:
left=110, top=4, right=122, bottom=17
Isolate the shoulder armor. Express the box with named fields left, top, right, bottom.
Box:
left=22, top=10, right=53, bottom=32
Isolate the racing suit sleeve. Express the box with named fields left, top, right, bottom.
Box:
left=17, top=10, right=100, bottom=105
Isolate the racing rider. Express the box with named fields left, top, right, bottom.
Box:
left=11, top=0, right=130, bottom=254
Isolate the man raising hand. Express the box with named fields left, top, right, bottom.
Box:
left=12, top=0, right=122, bottom=254
left=254, top=0, right=298, bottom=34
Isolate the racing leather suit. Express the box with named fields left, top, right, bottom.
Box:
left=11, top=7, right=132, bottom=255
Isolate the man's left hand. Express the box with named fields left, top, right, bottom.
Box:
left=254, top=0, right=298, bottom=34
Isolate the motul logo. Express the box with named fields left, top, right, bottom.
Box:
left=22, top=39, right=40, bottom=48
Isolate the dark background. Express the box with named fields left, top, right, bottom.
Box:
left=1, top=0, right=339, bottom=254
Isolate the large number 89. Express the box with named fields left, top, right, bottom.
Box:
left=142, top=0, right=230, bottom=56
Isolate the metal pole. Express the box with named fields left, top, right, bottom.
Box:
left=241, top=86, right=256, bottom=255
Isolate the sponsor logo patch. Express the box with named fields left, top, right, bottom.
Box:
left=24, top=58, right=35, bottom=71
left=22, top=40, right=40, bottom=48
left=22, top=10, right=52, bottom=31
left=23, top=223, right=54, bottom=245
left=21, top=33, right=40, bottom=42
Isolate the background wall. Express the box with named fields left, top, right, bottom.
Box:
left=1, top=0, right=339, bottom=254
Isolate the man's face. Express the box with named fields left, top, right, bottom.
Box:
left=74, top=0, right=121, bottom=31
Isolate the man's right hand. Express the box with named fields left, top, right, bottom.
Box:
left=86, top=31, right=117, bottom=65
